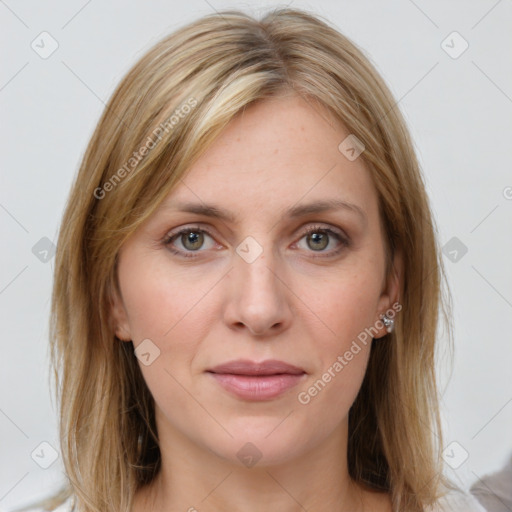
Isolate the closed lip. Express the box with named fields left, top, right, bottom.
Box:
left=207, top=359, right=306, bottom=376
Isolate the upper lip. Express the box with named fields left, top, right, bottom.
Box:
left=207, top=359, right=306, bottom=376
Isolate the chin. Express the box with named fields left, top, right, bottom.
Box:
left=204, top=418, right=311, bottom=468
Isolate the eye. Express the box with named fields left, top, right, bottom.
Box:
left=163, top=224, right=349, bottom=259
left=295, top=225, right=348, bottom=255
left=163, top=226, right=218, bottom=257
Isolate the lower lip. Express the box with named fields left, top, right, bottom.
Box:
left=208, top=372, right=305, bottom=400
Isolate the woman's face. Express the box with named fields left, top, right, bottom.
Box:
left=112, top=92, right=398, bottom=468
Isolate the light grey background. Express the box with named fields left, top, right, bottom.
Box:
left=1, top=0, right=511, bottom=509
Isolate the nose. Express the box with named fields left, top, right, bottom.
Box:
left=222, top=246, right=293, bottom=337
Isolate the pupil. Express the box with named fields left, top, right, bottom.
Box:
left=183, top=231, right=203, bottom=250
left=308, top=232, right=328, bottom=251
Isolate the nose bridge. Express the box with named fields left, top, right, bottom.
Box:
left=235, top=242, right=280, bottom=303
left=225, top=238, right=292, bottom=335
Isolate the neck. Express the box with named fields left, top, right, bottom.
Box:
left=133, top=410, right=372, bottom=512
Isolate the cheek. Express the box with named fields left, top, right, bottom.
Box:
left=118, top=254, right=220, bottom=342
left=298, top=345, right=371, bottom=440
left=292, top=260, right=382, bottom=411
left=296, top=279, right=374, bottom=419
left=118, top=255, right=225, bottom=398
left=297, top=264, right=383, bottom=345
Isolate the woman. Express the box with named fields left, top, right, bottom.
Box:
left=14, top=7, right=486, bottom=512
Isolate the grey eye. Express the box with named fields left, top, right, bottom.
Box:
left=181, top=231, right=204, bottom=250
left=306, top=232, right=329, bottom=251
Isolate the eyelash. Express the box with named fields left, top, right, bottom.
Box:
left=162, top=224, right=350, bottom=259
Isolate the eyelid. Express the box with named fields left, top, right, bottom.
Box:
left=299, top=223, right=347, bottom=239
left=162, top=224, right=214, bottom=243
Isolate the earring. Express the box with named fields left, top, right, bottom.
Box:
left=382, top=314, right=395, bottom=333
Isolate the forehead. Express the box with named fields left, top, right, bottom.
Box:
left=161, top=93, right=379, bottom=222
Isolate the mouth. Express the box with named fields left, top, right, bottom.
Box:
left=206, top=359, right=306, bottom=401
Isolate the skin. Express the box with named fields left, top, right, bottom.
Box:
left=111, top=91, right=399, bottom=512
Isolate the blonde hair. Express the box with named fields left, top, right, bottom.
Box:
left=42, top=7, right=452, bottom=512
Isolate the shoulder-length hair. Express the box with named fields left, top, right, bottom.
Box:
left=47, top=7, right=451, bottom=512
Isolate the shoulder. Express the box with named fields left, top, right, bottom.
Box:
left=6, top=495, right=76, bottom=512
left=52, top=497, right=76, bottom=512
left=428, top=490, right=487, bottom=512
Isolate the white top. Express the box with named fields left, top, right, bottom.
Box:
left=9, top=491, right=486, bottom=511
left=5, top=496, right=75, bottom=512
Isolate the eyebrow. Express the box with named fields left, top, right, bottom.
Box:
left=163, top=199, right=367, bottom=223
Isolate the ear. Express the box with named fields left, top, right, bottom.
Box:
left=374, top=248, right=402, bottom=339
left=109, top=281, right=132, bottom=342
